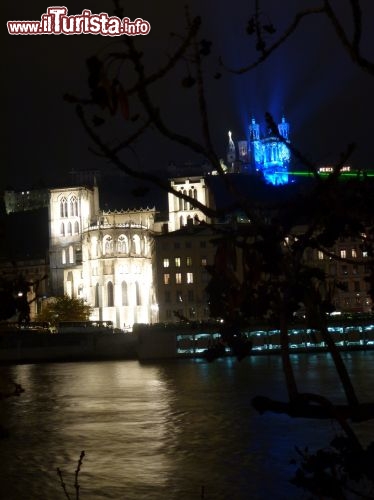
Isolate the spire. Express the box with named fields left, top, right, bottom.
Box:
left=227, top=130, right=236, bottom=164
left=249, top=116, right=260, bottom=141
left=278, top=114, right=290, bottom=141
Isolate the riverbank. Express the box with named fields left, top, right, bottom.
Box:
left=0, top=331, right=137, bottom=364
left=2, top=320, right=374, bottom=364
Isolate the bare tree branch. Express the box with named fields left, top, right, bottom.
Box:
left=76, top=104, right=237, bottom=218
left=324, top=0, right=374, bottom=76
left=222, top=6, right=325, bottom=74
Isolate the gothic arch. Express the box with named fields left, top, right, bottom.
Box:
left=182, top=189, right=188, bottom=210
left=94, top=283, right=100, bottom=307
left=107, top=281, right=114, bottom=307
left=70, top=195, right=78, bottom=217
left=117, top=234, right=128, bottom=254
left=68, top=245, right=74, bottom=264
left=60, top=196, right=68, bottom=218
left=132, top=234, right=141, bottom=255
left=66, top=271, right=74, bottom=297
left=103, top=235, right=113, bottom=255
left=135, top=281, right=141, bottom=306
left=121, top=281, right=128, bottom=306
left=188, top=188, right=193, bottom=209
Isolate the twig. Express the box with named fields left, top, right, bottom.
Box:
left=74, top=451, right=85, bottom=500
left=56, top=468, right=71, bottom=500
left=222, top=6, right=325, bottom=74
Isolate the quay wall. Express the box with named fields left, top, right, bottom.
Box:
left=0, top=331, right=137, bottom=364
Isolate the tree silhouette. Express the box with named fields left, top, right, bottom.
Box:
left=37, top=295, right=92, bottom=325
left=66, top=1, right=374, bottom=496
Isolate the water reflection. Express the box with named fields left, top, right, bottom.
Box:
left=1, top=352, right=374, bottom=499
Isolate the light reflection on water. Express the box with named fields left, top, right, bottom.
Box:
left=0, top=352, right=373, bottom=499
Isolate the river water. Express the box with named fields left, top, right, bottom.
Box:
left=1, top=352, right=373, bottom=499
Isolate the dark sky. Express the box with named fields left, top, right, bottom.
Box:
left=3, top=1, right=374, bottom=191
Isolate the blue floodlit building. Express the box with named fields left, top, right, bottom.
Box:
left=226, top=115, right=291, bottom=185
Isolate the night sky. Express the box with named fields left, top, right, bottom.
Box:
left=3, top=1, right=374, bottom=192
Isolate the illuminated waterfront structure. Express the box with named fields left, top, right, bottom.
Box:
left=49, top=185, right=160, bottom=328
left=3, top=168, right=371, bottom=329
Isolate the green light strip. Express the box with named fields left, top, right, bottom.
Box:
left=289, top=171, right=374, bottom=177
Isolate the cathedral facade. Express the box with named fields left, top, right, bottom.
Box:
left=48, top=177, right=210, bottom=328
left=49, top=185, right=158, bottom=328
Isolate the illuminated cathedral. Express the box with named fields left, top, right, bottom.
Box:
left=226, top=115, right=291, bottom=185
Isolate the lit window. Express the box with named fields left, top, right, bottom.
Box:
left=188, top=189, right=193, bottom=209
left=132, top=235, right=141, bottom=255
left=121, top=281, right=128, bottom=306
left=118, top=235, right=128, bottom=254
left=60, top=197, right=68, bottom=218
left=352, top=249, right=357, bottom=258
left=175, top=257, right=181, bottom=267
left=363, top=251, right=368, bottom=258
left=186, top=257, right=192, bottom=267
left=201, top=258, right=207, bottom=266
left=163, top=273, right=170, bottom=285
left=176, top=273, right=182, bottom=284
left=318, top=251, right=324, bottom=260
left=135, top=281, right=141, bottom=305
left=186, top=272, right=194, bottom=284
left=340, top=250, right=346, bottom=259
left=69, top=245, right=74, bottom=264
left=70, top=196, right=78, bottom=217
left=104, top=236, right=113, bottom=255
left=163, top=258, right=170, bottom=268
left=62, top=249, right=66, bottom=264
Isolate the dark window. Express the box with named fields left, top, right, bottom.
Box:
left=107, top=281, right=114, bottom=307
